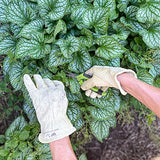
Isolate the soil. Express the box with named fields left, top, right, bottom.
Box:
left=0, top=55, right=160, bottom=160
left=85, top=114, right=160, bottom=160
left=0, top=56, right=22, bottom=134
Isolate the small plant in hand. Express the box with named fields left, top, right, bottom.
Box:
left=0, top=0, right=160, bottom=145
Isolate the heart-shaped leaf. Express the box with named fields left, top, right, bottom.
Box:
left=7, top=0, right=36, bottom=25
left=96, top=35, right=127, bottom=60
left=16, top=33, right=50, bottom=59
left=56, top=36, right=81, bottom=58
left=90, top=117, right=116, bottom=142
left=139, top=23, right=160, bottom=49
left=136, top=0, right=160, bottom=23
left=68, top=48, right=92, bottom=73
left=38, top=0, right=68, bottom=20
left=20, top=19, right=45, bottom=39
left=83, top=7, right=109, bottom=34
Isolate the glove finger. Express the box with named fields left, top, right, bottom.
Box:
left=23, top=74, right=37, bottom=96
left=33, top=74, right=47, bottom=89
left=85, top=67, right=94, bottom=75
left=101, top=86, right=109, bottom=92
left=43, top=79, right=55, bottom=88
left=81, top=77, right=95, bottom=90
left=54, top=80, right=65, bottom=90
left=85, top=90, right=92, bottom=97
left=90, top=91, right=98, bottom=98
left=97, top=94, right=102, bottom=98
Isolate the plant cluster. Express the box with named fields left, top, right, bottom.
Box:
left=0, top=116, right=52, bottom=160
left=0, top=0, right=160, bottom=144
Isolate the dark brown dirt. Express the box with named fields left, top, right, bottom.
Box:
left=0, top=56, right=22, bottom=134
left=85, top=114, right=160, bottom=160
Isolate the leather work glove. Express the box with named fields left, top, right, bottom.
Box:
left=81, top=66, right=137, bottom=98
left=23, top=74, right=76, bottom=143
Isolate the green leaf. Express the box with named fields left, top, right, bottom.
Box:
left=96, top=36, right=127, bottom=60
left=10, top=24, right=22, bottom=38
left=9, top=62, right=23, bottom=91
left=88, top=90, right=119, bottom=109
left=56, top=36, right=81, bottom=58
left=0, top=0, right=11, bottom=23
left=0, top=37, right=17, bottom=55
left=83, top=7, right=109, bottom=34
left=0, top=24, right=10, bottom=38
left=54, top=20, right=67, bottom=39
left=73, top=118, right=85, bottom=130
left=80, top=28, right=93, bottom=48
left=117, top=0, right=129, bottom=12
left=92, top=57, right=108, bottom=66
left=68, top=48, right=92, bottom=73
left=38, top=0, right=68, bottom=20
left=90, top=117, right=116, bottom=142
left=136, top=0, right=160, bottom=23
left=94, top=0, right=116, bottom=10
left=139, top=23, right=160, bottom=49
left=152, top=50, right=160, bottom=76
left=18, top=142, right=28, bottom=152
left=48, top=49, right=72, bottom=68
left=67, top=102, right=82, bottom=123
left=45, top=18, right=56, bottom=34
left=0, top=149, right=10, bottom=157
left=69, top=78, right=81, bottom=94
left=16, top=33, right=50, bottom=59
left=3, top=55, right=14, bottom=75
left=23, top=101, right=37, bottom=124
left=93, top=0, right=117, bottom=20
left=137, top=70, right=154, bottom=85
left=20, top=19, right=45, bottom=39
left=109, top=57, right=120, bottom=67
left=5, top=116, right=27, bottom=139
left=127, top=52, right=152, bottom=68
left=71, top=5, right=90, bottom=29
left=112, top=21, right=130, bottom=40
left=0, top=135, right=5, bottom=144
left=19, top=130, right=30, bottom=141
left=79, top=153, right=88, bottom=160
left=7, top=0, right=36, bottom=25
left=120, top=6, right=146, bottom=33
left=89, top=106, right=115, bottom=120
left=66, top=89, right=83, bottom=102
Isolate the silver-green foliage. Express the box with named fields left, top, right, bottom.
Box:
left=0, top=116, right=52, bottom=159
left=0, top=0, right=160, bottom=144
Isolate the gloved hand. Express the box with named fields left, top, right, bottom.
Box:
left=23, top=74, right=76, bottom=143
left=81, top=66, right=137, bottom=98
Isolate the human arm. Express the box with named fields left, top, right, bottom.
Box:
left=23, top=74, right=77, bottom=160
left=117, top=72, right=160, bottom=118
left=81, top=66, right=160, bottom=118
left=49, top=136, right=77, bottom=160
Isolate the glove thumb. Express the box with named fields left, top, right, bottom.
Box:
left=81, top=78, right=95, bottom=90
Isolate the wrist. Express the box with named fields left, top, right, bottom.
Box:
left=117, top=72, right=137, bottom=91
left=39, top=115, right=76, bottom=143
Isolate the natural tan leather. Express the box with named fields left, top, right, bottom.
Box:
left=81, top=66, right=137, bottom=98
left=23, top=74, right=76, bottom=143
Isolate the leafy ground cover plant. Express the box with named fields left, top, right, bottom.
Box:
left=0, top=0, right=160, bottom=143
left=0, top=116, right=52, bottom=160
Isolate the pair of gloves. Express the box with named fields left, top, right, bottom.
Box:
left=24, top=66, right=136, bottom=143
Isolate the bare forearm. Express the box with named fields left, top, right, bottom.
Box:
left=117, top=73, right=160, bottom=118
left=49, top=136, right=77, bottom=160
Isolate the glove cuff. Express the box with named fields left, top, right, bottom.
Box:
left=38, top=116, right=76, bottom=143
left=115, top=69, right=137, bottom=95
